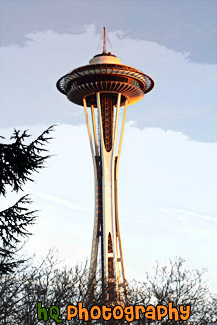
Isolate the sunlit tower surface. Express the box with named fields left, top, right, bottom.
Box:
left=56, top=28, right=154, bottom=305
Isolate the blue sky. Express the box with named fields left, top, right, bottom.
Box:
left=0, top=0, right=217, bottom=291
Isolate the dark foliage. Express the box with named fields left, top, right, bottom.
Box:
left=0, top=126, right=54, bottom=274
left=0, top=126, right=54, bottom=196
left=0, top=196, right=36, bottom=253
left=0, top=196, right=36, bottom=274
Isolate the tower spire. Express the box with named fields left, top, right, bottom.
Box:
left=103, top=26, right=107, bottom=53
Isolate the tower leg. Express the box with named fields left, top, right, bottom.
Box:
left=83, top=99, right=99, bottom=299
left=84, top=94, right=129, bottom=309
left=115, top=100, right=129, bottom=305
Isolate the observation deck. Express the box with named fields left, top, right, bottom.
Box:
left=56, top=52, right=154, bottom=108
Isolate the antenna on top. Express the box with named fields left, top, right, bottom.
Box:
left=103, top=27, right=107, bottom=53
left=96, top=27, right=114, bottom=55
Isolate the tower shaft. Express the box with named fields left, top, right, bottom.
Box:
left=84, top=93, right=129, bottom=304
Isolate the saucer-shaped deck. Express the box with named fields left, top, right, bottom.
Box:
left=57, top=55, right=154, bottom=107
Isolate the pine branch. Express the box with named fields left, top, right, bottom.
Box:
left=0, top=195, right=37, bottom=257
left=0, top=125, right=55, bottom=196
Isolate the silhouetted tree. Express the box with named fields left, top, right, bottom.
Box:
left=129, top=257, right=217, bottom=324
left=0, top=254, right=216, bottom=324
left=0, top=250, right=93, bottom=324
left=0, top=126, right=54, bottom=273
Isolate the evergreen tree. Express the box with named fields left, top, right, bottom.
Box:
left=0, top=126, right=54, bottom=273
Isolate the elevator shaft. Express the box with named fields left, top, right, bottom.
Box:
left=85, top=93, right=129, bottom=307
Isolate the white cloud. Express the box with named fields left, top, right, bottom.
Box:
left=158, top=207, right=217, bottom=225
left=30, top=190, right=92, bottom=214
left=120, top=125, right=217, bottom=216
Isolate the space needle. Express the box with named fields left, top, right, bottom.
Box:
left=56, top=27, right=154, bottom=306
